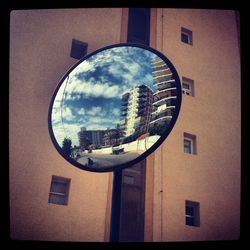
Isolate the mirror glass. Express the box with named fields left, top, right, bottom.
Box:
left=48, top=44, right=181, bottom=172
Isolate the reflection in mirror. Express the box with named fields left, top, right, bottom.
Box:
left=49, top=45, right=180, bottom=171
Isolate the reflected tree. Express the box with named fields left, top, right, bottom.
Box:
left=149, top=123, right=167, bottom=136
left=80, top=136, right=91, bottom=151
left=62, top=137, right=72, bottom=157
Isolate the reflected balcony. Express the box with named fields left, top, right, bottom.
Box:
left=152, top=64, right=168, bottom=71
left=121, top=100, right=129, bottom=106
left=154, top=98, right=176, bottom=107
left=153, top=88, right=177, bottom=99
left=138, top=92, right=148, bottom=98
left=150, top=110, right=173, bottom=125
left=153, top=96, right=177, bottom=107
left=121, top=106, right=128, bottom=112
left=137, top=103, right=147, bottom=110
left=154, top=79, right=175, bottom=90
left=151, top=106, right=174, bottom=117
left=121, top=110, right=128, bottom=117
left=122, top=93, right=130, bottom=101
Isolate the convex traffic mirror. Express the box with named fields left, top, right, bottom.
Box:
left=48, top=44, right=182, bottom=172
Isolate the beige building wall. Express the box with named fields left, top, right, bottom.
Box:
left=10, top=8, right=241, bottom=242
left=152, top=9, right=240, bottom=241
left=9, top=8, right=123, bottom=241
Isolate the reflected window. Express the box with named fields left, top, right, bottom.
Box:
left=181, top=27, right=193, bottom=45
left=185, top=200, right=200, bottom=226
left=48, top=176, right=71, bottom=205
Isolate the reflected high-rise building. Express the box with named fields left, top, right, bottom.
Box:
left=149, top=58, right=177, bottom=134
left=78, top=127, right=105, bottom=149
left=120, top=85, right=153, bottom=138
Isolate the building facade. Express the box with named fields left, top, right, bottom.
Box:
left=149, top=58, right=177, bottom=134
left=78, top=127, right=105, bottom=149
left=10, top=8, right=240, bottom=242
left=103, top=128, right=120, bottom=147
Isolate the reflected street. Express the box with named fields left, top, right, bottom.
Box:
left=77, top=152, right=141, bottom=168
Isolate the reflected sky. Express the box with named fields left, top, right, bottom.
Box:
left=51, top=46, right=161, bottom=146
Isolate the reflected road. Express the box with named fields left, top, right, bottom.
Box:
left=77, top=151, right=141, bottom=168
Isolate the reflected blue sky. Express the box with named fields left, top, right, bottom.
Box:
left=52, top=46, right=162, bottom=146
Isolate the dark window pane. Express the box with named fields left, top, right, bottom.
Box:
left=186, top=206, right=194, bottom=216
left=51, top=181, right=68, bottom=194
left=48, top=193, right=67, bottom=205
left=184, top=139, right=191, bottom=153
left=127, top=8, right=150, bottom=45
left=186, top=216, right=195, bottom=226
left=185, top=200, right=200, bottom=227
left=70, top=39, right=88, bottom=60
left=183, top=83, right=190, bottom=90
left=181, top=33, right=189, bottom=44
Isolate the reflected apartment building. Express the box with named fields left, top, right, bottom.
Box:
left=10, top=8, right=240, bottom=242
left=120, top=85, right=153, bottom=138
left=78, top=127, right=120, bottom=148
left=78, top=127, right=105, bottom=149
left=149, top=58, right=177, bottom=133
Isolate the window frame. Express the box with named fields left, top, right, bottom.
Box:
left=184, top=138, right=193, bottom=154
left=70, top=39, right=88, bottom=60
left=182, top=77, right=194, bottom=96
left=48, top=175, right=71, bottom=206
left=181, top=27, right=193, bottom=45
left=183, top=133, right=197, bottom=155
left=185, top=200, right=200, bottom=227
left=127, top=8, right=150, bottom=45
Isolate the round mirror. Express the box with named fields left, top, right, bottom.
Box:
left=48, top=44, right=182, bottom=172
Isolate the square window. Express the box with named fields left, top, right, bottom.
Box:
left=48, top=176, right=71, bottom=206
left=184, top=133, right=197, bottom=155
left=185, top=200, right=200, bottom=227
left=181, top=27, right=193, bottom=45
left=182, top=77, right=195, bottom=96
left=70, top=39, right=88, bottom=60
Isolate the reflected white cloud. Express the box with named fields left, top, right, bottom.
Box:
left=87, top=106, right=102, bottom=116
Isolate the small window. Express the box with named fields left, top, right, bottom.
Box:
left=184, top=132, right=197, bottom=154
left=48, top=176, right=71, bottom=205
left=123, top=175, right=135, bottom=185
left=182, top=77, right=194, bottom=96
left=181, top=27, right=193, bottom=45
left=70, top=39, right=88, bottom=59
left=185, top=200, right=200, bottom=227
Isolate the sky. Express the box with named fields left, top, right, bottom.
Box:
left=51, top=46, right=163, bottom=147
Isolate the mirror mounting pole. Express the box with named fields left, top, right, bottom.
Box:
left=109, top=169, right=122, bottom=242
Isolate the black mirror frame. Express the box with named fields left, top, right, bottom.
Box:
left=48, top=43, right=182, bottom=173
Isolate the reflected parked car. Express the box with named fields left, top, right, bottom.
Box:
left=112, top=146, right=124, bottom=155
